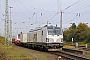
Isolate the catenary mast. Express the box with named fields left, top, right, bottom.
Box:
left=4, top=0, right=9, bottom=45
left=60, top=0, right=62, bottom=34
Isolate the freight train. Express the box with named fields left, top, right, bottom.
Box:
left=15, top=25, right=63, bottom=51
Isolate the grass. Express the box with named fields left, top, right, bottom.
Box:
left=63, top=45, right=75, bottom=49
left=0, top=44, right=58, bottom=60
left=86, top=53, right=90, bottom=58
left=35, top=53, right=47, bottom=60
left=0, top=44, right=35, bottom=60
left=64, top=41, right=90, bottom=46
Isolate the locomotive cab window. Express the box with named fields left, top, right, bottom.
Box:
left=55, top=29, right=61, bottom=35
left=47, top=26, right=61, bottom=35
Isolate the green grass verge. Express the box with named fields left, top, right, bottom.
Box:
left=0, top=44, right=35, bottom=60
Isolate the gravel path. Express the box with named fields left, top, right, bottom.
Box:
left=13, top=45, right=58, bottom=60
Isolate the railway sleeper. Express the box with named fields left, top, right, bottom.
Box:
left=58, top=54, right=74, bottom=60
left=59, top=51, right=89, bottom=60
left=81, top=57, right=90, bottom=60
left=63, top=52, right=85, bottom=60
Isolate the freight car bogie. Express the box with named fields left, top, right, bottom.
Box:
left=27, top=44, right=32, bottom=49
left=26, top=43, right=47, bottom=51
left=15, top=41, right=62, bottom=51
left=28, top=42, right=62, bottom=51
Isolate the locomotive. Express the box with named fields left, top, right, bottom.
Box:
left=15, top=25, right=63, bottom=51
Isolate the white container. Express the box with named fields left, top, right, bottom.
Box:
left=20, top=33, right=28, bottom=43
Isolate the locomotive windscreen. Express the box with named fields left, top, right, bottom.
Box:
left=47, top=26, right=62, bottom=35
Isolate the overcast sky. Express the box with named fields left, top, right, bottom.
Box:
left=0, top=0, right=90, bottom=36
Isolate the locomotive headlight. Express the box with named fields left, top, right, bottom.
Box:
left=46, top=38, right=49, bottom=42
left=61, top=38, right=63, bottom=42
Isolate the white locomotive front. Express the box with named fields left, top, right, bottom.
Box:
left=46, top=26, right=63, bottom=43
left=44, top=26, right=63, bottom=51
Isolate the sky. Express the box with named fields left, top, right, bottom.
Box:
left=0, top=0, right=90, bottom=36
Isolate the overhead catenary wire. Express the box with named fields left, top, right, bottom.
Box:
left=42, top=0, right=54, bottom=9
left=12, top=0, right=60, bottom=27
left=16, top=0, right=57, bottom=13
left=14, top=0, right=85, bottom=27
left=63, top=0, right=90, bottom=13
left=38, top=12, right=59, bottom=25
left=63, top=11, right=90, bottom=26
left=45, top=1, right=58, bottom=11
left=16, top=0, right=59, bottom=25
left=36, top=0, right=54, bottom=22
left=62, top=0, right=84, bottom=11
left=61, top=0, right=90, bottom=27
left=31, top=2, right=57, bottom=25
left=31, top=12, right=59, bottom=25
left=71, top=4, right=90, bottom=13
left=14, top=0, right=29, bottom=18
left=10, top=0, right=90, bottom=29
left=18, top=0, right=34, bottom=13
left=63, top=7, right=90, bottom=24
left=36, top=0, right=61, bottom=26
left=48, top=12, right=59, bottom=21
left=81, top=10, right=90, bottom=14
left=63, top=9, right=90, bottom=15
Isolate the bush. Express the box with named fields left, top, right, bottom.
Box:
left=0, top=36, right=5, bottom=45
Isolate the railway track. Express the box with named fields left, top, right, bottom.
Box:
left=15, top=43, right=90, bottom=60
left=49, top=51, right=90, bottom=60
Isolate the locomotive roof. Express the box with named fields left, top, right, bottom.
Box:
left=29, top=25, right=61, bottom=32
left=47, top=26, right=60, bottom=29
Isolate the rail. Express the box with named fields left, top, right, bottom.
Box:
left=62, top=48, right=83, bottom=54
left=49, top=51, right=90, bottom=60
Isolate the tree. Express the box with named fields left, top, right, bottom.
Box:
left=69, top=23, right=76, bottom=41
left=63, top=22, right=90, bottom=43
left=85, top=28, right=90, bottom=43
left=75, top=23, right=89, bottom=42
left=69, top=23, right=76, bottom=29
left=63, top=29, right=71, bottom=42
left=63, top=23, right=77, bottom=42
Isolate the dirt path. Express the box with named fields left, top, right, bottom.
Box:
left=13, top=45, right=58, bottom=60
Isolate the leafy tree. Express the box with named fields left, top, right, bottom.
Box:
left=63, top=22, right=90, bottom=44
left=63, top=23, right=77, bottom=42
left=69, top=23, right=76, bottom=29
left=85, top=28, right=90, bottom=43
left=69, top=23, right=76, bottom=41
left=76, top=23, right=89, bottom=42
left=63, top=29, right=71, bottom=42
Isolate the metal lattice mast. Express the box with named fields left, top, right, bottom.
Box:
left=60, top=0, right=62, bottom=34
left=10, top=20, right=12, bottom=45
left=9, top=7, right=13, bottom=45
left=4, top=0, right=9, bottom=45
